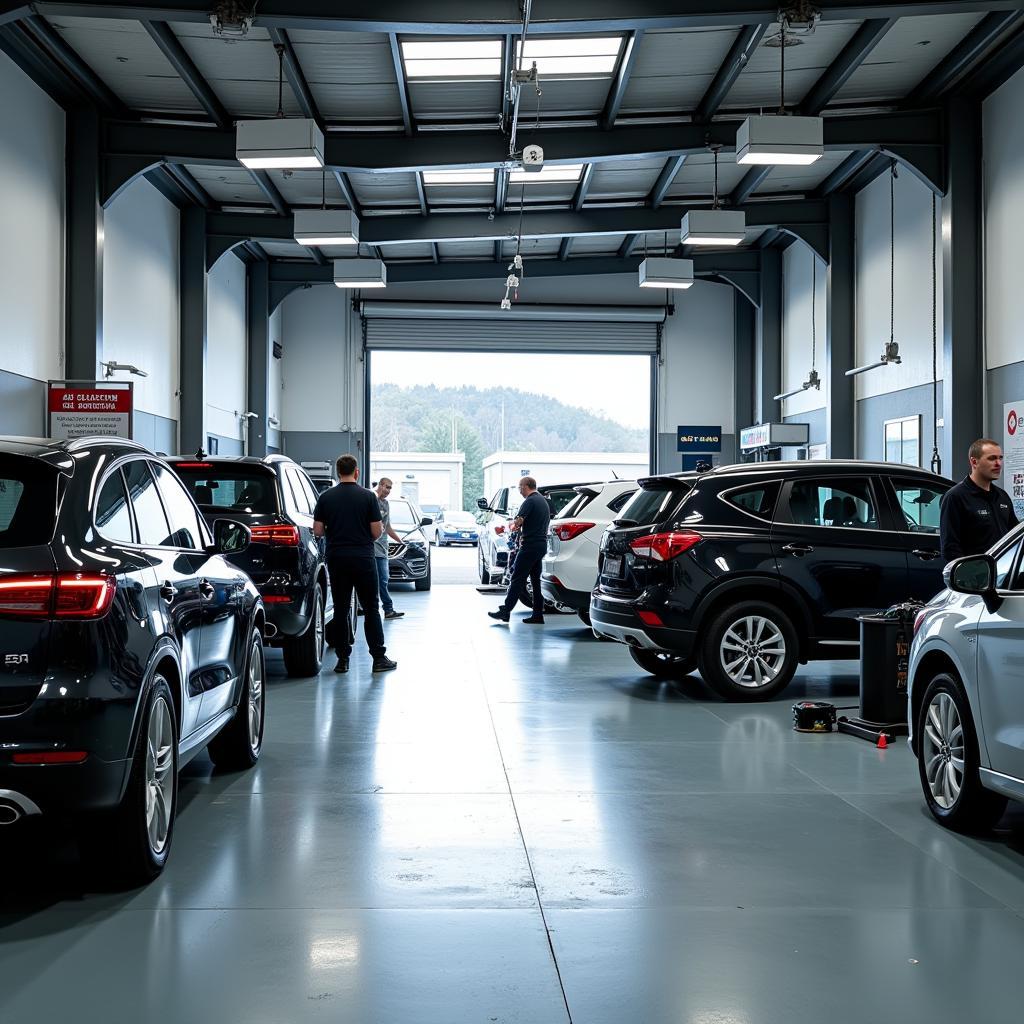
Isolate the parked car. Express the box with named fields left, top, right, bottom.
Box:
left=0, top=436, right=265, bottom=883
left=476, top=482, right=591, bottom=585
left=541, top=480, right=638, bottom=625
left=431, top=509, right=479, bottom=547
left=387, top=496, right=432, bottom=590
left=908, top=526, right=1024, bottom=832
left=167, top=453, right=345, bottom=677
left=591, top=461, right=953, bottom=700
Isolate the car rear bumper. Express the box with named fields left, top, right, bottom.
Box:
left=540, top=574, right=589, bottom=613
left=590, top=595, right=696, bottom=657
left=0, top=755, right=130, bottom=818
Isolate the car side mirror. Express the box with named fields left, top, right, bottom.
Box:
left=420, top=516, right=433, bottom=526
left=212, top=518, right=250, bottom=555
left=476, top=497, right=489, bottom=510
left=946, top=554, right=1002, bottom=611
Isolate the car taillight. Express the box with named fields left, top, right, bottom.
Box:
left=553, top=522, right=595, bottom=542
left=637, top=609, right=664, bottom=627
left=250, top=525, right=300, bottom=546
left=494, top=525, right=506, bottom=535
left=0, top=573, right=115, bottom=620
left=629, top=531, right=702, bottom=562
left=13, top=751, right=88, bottom=765
left=913, top=608, right=928, bottom=637
left=172, top=462, right=213, bottom=469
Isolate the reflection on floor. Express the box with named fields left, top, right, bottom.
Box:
left=2, top=582, right=1024, bottom=1024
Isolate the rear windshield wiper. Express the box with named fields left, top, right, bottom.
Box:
left=612, top=518, right=638, bottom=527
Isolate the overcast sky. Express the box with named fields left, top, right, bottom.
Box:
left=372, top=351, right=651, bottom=430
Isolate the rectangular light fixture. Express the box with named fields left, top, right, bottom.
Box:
left=736, top=115, right=823, bottom=166
left=509, top=162, right=583, bottom=183
left=333, top=259, right=387, bottom=289
left=402, top=39, right=502, bottom=79
left=680, top=209, right=747, bottom=246
left=638, top=257, right=694, bottom=290
left=516, top=36, right=622, bottom=76
left=422, top=169, right=496, bottom=185
left=293, top=209, right=359, bottom=246
left=236, top=118, right=324, bottom=169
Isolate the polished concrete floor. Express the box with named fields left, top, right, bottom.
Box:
left=2, top=552, right=1024, bottom=1023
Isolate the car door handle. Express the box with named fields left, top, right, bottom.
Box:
left=159, top=582, right=178, bottom=603
left=912, top=549, right=942, bottom=561
left=781, top=543, right=814, bottom=556
left=199, top=580, right=216, bottom=601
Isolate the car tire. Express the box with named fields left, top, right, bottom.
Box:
left=207, top=627, right=266, bottom=771
left=916, top=671, right=1007, bottom=834
left=478, top=547, right=490, bottom=584
left=699, top=601, right=798, bottom=701
left=282, top=585, right=325, bottom=677
left=629, top=647, right=694, bottom=678
left=415, top=558, right=432, bottom=591
left=519, top=578, right=559, bottom=613
left=578, top=607, right=592, bottom=627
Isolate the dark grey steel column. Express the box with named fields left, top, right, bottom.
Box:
left=942, top=96, right=983, bottom=474
left=179, top=206, right=207, bottom=455
left=66, top=108, right=103, bottom=381
left=756, top=247, right=782, bottom=425
left=247, top=261, right=270, bottom=459
left=734, top=291, right=756, bottom=442
left=826, top=194, right=855, bottom=458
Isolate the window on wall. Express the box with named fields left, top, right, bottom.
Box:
left=884, top=416, right=920, bottom=467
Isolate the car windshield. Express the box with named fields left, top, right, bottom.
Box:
left=445, top=512, right=476, bottom=526
left=171, top=464, right=278, bottom=514
left=0, top=455, right=59, bottom=548
left=390, top=499, right=418, bottom=530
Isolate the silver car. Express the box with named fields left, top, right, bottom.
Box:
left=908, top=524, right=1024, bottom=832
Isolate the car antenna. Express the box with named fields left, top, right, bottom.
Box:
left=195, top=448, right=207, bottom=459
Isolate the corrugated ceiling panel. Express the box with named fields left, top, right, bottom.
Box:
left=665, top=153, right=747, bottom=197
left=570, top=234, right=627, bottom=254
left=273, top=170, right=349, bottom=207
left=424, top=183, right=496, bottom=206
left=503, top=238, right=561, bottom=258
left=756, top=150, right=854, bottom=193
left=835, top=13, right=985, bottom=103
left=285, top=29, right=390, bottom=47
left=291, top=35, right=402, bottom=119
left=437, top=240, right=497, bottom=260
left=589, top=160, right=665, bottom=198
left=312, top=83, right=404, bottom=120
left=45, top=16, right=204, bottom=112
left=378, top=243, right=435, bottom=260
left=349, top=172, right=421, bottom=206
left=525, top=78, right=611, bottom=116
left=315, top=242, right=363, bottom=258
left=409, top=80, right=502, bottom=118
left=260, top=241, right=309, bottom=258
left=185, top=165, right=267, bottom=203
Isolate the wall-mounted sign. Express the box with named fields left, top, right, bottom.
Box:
left=740, top=422, right=809, bottom=452
left=1004, top=401, right=1024, bottom=519
left=47, top=381, right=133, bottom=441
left=677, top=425, right=722, bottom=453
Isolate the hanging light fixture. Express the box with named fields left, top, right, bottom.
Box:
left=237, top=45, right=325, bottom=169
left=846, top=162, right=903, bottom=378
left=775, top=256, right=822, bottom=401
left=736, top=15, right=822, bottom=167
left=333, top=259, right=387, bottom=289
left=294, top=171, right=359, bottom=245
left=680, top=145, right=746, bottom=246
left=638, top=257, right=694, bottom=289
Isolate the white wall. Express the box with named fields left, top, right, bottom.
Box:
left=0, top=53, right=65, bottom=383
left=206, top=253, right=247, bottom=441
left=780, top=242, right=827, bottom=418
left=855, top=167, right=944, bottom=400
left=103, top=176, right=180, bottom=420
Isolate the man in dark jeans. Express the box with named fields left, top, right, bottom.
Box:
left=313, top=454, right=397, bottom=674
left=489, top=476, right=551, bottom=625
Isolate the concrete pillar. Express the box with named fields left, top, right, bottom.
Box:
left=179, top=207, right=207, bottom=455
left=826, top=194, right=855, bottom=458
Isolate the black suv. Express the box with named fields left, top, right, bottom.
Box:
left=167, top=454, right=351, bottom=677
left=0, top=437, right=265, bottom=883
left=591, top=461, right=953, bottom=700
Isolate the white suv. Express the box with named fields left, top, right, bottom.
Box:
left=908, top=524, right=1024, bottom=833
left=540, top=480, right=637, bottom=626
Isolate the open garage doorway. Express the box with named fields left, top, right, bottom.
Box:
left=367, top=345, right=654, bottom=586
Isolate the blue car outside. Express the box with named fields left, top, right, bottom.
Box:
left=434, top=511, right=479, bottom=547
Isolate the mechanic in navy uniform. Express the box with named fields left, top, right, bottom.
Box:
left=940, top=438, right=1020, bottom=563
left=313, top=454, right=397, bottom=674
left=489, top=476, right=550, bottom=624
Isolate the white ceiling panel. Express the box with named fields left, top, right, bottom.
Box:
left=426, top=183, right=495, bottom=206
left=313, top=83, right=404, bottom=121
left=291, top=35, right=402, bottom=119
left=184, top=165, right=267, bottom=203
left=260, top=241, right=309, bottom=258
left=348, top=172, right=420, bottom=206
left=753, top=149, right=855, bottom=194
left=835, top=13, right=986, bottom=103
left=507, top=181, right=578, bottom=204
left=665, top=152, right=747, bottom=198
left=570, top=233, right=627, bottom=254
left=590, top=159, right=665, bottom=198
left=527, top=78, right=612, bottom=116
left=438, top=240, right=497, bottom=260
left=377, top=242, right=436, bottom=260
left=272, top=169, right=349, bottom=207
left=409, top=80, right=502, bottom=118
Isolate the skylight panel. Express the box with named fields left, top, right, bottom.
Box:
left=509, top=163, right=584, bottom=183
left=402, top=39, right=503, bottom=79
left=515, top=36, right=622, bottom=76
left=422, top=169, right=496, bottom=185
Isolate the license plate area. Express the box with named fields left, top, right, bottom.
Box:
left=603, top=555, right=623, bottom=578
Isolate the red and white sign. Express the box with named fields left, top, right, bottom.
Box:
left=47, top=383, right=133, bottom=441
left=1005, top=401, right=1024, bottom=520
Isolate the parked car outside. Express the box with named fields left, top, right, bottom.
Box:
left=431, top=509, right=480, bottom=547
left=0, top=436, right=265, bottom=884
left=167, top=453, right=346, bottom=677
left=387, top=496, right=432, bottom=590
left=591, top=461, right=952, bottom=700
left=908, top=525, right=1024, bottom=832
left=541, top=480, right=637, bottom=625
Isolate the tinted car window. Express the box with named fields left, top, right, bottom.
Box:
left=123, top=459, right=172, bottom=547
left=152, top=462, right=203, bottom=549
left=607, top=490, right=637, bottom=514
left=619, top=482, right=692, bottom=525
left=95, top=470, right=134, bottom=543
left=172, top=465, right=278, bottom=514
left=0, top=456, right=58, bottom=548
left=545, top=488, right=580, bottom=516
left=297, top=471, right=320, bottom=512
left=725, top=482, right=780, bottom=520
left=787, top=478, right=879, bottom=530
left=556, top=492, right=593, bottom=520
left=286, top=469, right=313, bottom=516
left=994, top=539, right=1021, bottom=589
left=891, top=481, right=944, bottom=534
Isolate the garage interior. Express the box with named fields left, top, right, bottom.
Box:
left=2, top=2, right=1024, bottom=1021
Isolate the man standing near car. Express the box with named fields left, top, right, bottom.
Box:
left=488, top=476, right=550, bottom=624
left=313, top=455, right=397, bottom=674
left=940, top=438, right=1020, bottom=563
left=374, top=477, right=404, bottom=620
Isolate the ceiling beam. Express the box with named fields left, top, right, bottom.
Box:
left=142, top=20, right=230, bottom=129
left=952, top=18, right=1024, bottom=98
left=730, top=166, right=772, bottom=205
left=695, top=23, right=769, bottom=122
left=495, top=168, right=509, bottom=214
left=799, top=18, right=896, bottom=115
left=308, top=246, right=327, bottom=265
left=0, top=20, right=84, bottom=106
left=617, top=235, right=640, bottom=258
left=432, top=242, right=440, bottom=263
left=499, top=34, right=514, bottom=136
left=601, top=29, right=643, bottom=130
left=388, top=32, right=414, bottom=135
left=572, top=163, right=596, bottom=211
left=163, top=161, right=213, bottom=207
left=332, top=170, right=362, bottom=216
left=558, top=237, right=573, bottom=261
left=267, top=26, right=322, bottom=124
left=649, top=154, right=686, bottom=209
left=493, top=240, right=502, bottom=262
left=814, top=149, right=877, bottom=195
left=415, top=171, right=428, bottom=215
left=5, top=2, right=1016, bottom=34
left=249, top=169, right=289, bottom=216
left=839, top=151, right=892, bottom=194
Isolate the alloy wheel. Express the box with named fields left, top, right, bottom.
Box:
left=314, top=593, right=325, bottom=661
left=145, top=695, right=175, bottom=856
left=719, top=615, right=787, bottom=689
left=248, top=644, right=264, bottom=754
left=922, top=691, right=964, bottom=809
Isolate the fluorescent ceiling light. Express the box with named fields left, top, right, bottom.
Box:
left=736, top=115, right=823, bottom=166
left=236, top=118, right=324, bottom=170
left=293, top=209, right=359, bottom=246
left=402, top=39, right=502, bottom=78
left=638, top=257, right=694, bottom=290
left=516, top=36, right=622, bottom=75
left=680, top=209, right=747, bottom=246
left=509, top=162, right=583, bottom=183
left=334, top=259, right=387, bottom=289
left=422, top=169, right=496, bottom=185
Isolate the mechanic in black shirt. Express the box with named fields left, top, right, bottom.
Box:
left=488, top=476, right=551, bottom=624
left=940, top=438, right=1020, bottom=563
left=313, top=454, right=397, bottom=674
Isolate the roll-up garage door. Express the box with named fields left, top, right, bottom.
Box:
left=362, top=302, right=662, bottom=354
